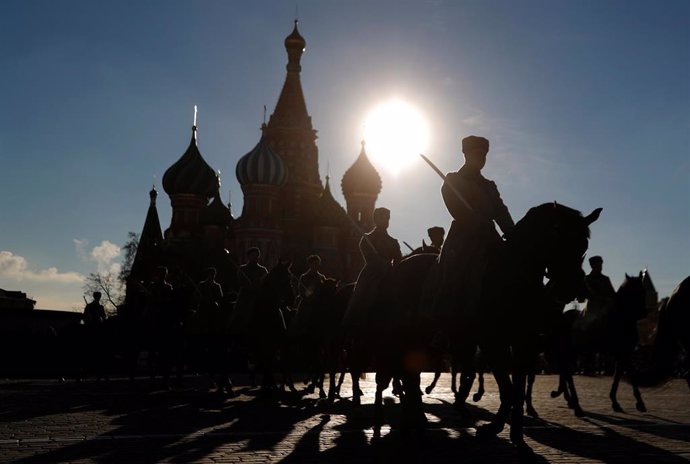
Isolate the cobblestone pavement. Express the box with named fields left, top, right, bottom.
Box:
left=0, top=374, right=688, bottom=463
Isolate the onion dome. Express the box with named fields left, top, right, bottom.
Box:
left=201, top=193, right=234, bottom=226
left=162, top=127, right=219, bottom=197
left=285, top=19, right=306, bottom=52
left=149, top=186, right=158, bottom=205
left=236, top=135, right=288, bottom=186
left=341, top=141, right=382, bottom=197
left=284, top=20, right=306, bottom=73
left=315, top=176, right=348, bottom=227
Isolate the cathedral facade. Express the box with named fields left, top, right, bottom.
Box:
left=128, top=21, right=382, bottom=293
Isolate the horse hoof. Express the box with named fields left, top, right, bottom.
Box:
left=612, top=402, right=624, bottom=413
left=352, top=395, right=361, bottom=406
left=636, top=402, right=647, bottom=413
left=306, top=384, right=315, bottom=394
left=550, top=390, right=562, bottom=398
left=526, top=406, right=539, bottom=418
left=472, top=392, right=484, bottom=402
left=319, top=390, right=327, bottom=399
left=424, top=386, right=433, bottom=395
left=574, top=407, right=586, bottom=418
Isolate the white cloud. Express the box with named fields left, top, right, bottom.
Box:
left=89, top=240, right=121, bottom=275
left=0, top=251, right=84, bottom=284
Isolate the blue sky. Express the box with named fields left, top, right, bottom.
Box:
left=0, top=0, right=688, bottom=310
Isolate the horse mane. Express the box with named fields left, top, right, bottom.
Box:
left=511, top=202, right=590, bottom=242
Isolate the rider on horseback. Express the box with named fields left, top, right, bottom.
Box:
left=344, top=207, right=402, bottom=333
left=437, top=135, right=514, bottom=320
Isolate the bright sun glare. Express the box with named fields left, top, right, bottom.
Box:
left=363, top=99, right=430, bottom=175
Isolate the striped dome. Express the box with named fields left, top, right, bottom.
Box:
left=236, top=136, right=288, bottom=186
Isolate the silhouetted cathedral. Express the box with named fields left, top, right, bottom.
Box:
left=127, top=21, right=381, bottom=294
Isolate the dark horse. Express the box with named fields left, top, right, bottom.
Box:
left=639, top=276, right=690, bottom=390
left=541, top=273, right=648, bottom=416
left=380, top=203, right=601, bottom=454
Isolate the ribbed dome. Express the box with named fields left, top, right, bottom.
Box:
left=236, top=135, right=288, bottom=186
left=285, top=20, right=306, bottom=51
left=162, top=128, right=219, bottom=197
left=341, top=141, right=382, bottom=197
left=315, top=176, right=348, bottom=227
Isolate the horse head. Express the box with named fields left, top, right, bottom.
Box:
left=617, top=272, right=647, bottom=320
left=511, top=203, right=601, bottom=303
left=265, top=260, right=296, bottom=308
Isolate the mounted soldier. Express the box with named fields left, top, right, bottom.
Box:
left=436, top=135, right=514, bottom=322
left=343, top=207, right=402, bottom=334
left=229, top=247, right=268, bottom=335
left=426, top=226, right=446, bottom=254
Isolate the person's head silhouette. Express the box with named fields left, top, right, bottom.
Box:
left=373, top=207, right=391, bottom=230
left=462, top=135, right=489, bottom=172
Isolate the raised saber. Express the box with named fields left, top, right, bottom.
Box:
left=420, top=154, right=474, bottom=212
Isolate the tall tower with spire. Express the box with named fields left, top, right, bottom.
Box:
left=262, top=21, right=322, bottom=224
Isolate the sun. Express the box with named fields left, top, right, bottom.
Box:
left=363, top=99, right=431, bottom=175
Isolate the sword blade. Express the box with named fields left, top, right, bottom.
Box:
left=420, top=154, right=474, bottom=212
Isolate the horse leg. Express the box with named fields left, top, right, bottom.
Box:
left=392, top=377, right=403, bottom=397
left=450, top=365, right=458, bottom=394
left=525, top=372, right=538, bottom=418
left=425, top=371, right=441, bottom=395
left=564, top=372, right=585, bottom=417
left=473, top=370, right=486, bottom=402
left=629, top=362, right=647, bottom=412
left=476, top=368, right=512, bottom=439
left=456, top=371, right=476, bottom=409
left=400, top=373, right=426, bottom=436
left=610, top=362, right=624, bottom=412
left=509, top=369, right=533, bottom=456
left=550, top=373, right=567, bottom=398
left=351, top=371, right=361, bottom=406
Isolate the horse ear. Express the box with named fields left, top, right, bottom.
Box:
left=625, top=273, right=631, bottom=279
left=553, top=201, right=558, bottom=208
left=584, top=207, right=603, bottom=225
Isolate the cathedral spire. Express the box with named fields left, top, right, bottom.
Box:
left=267, top=20, right=312, bottom=131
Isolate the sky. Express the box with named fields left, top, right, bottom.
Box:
left=0, top=0, right=688, bottom=311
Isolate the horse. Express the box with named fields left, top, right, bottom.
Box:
left=535, top=272, right=648, bottom=416
left=377, top=203, right=601, bottom=453
left=401, top=244, right=488, bottom=406
left=639, top=276, right=690, bottom=390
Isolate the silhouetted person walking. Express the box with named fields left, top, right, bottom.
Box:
left=82, top=291, right=107, bottom=380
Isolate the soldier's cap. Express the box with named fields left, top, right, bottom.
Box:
left=462, top=135, right=489, bottom=155
left=427, top=226, right=445, bottom=236
left=589, top=255, right=603, bottom=265
left=373, top=207, right=391, bottom=221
